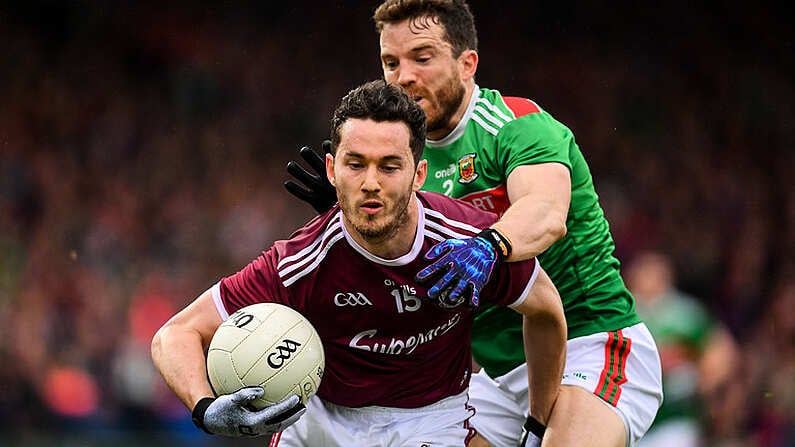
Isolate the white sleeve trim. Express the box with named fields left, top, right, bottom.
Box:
left=507, top=259, right=541, bottom=309
left=210, top=281, right=230, bottom=321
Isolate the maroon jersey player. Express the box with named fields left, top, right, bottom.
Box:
left=151, top=80, right=566, bottom=446
left=215, top=190, right=536, bottom=409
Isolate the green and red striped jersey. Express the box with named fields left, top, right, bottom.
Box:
left=421, top=85, right=640, bottom=377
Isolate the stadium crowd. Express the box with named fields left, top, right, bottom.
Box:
left=0, top=1, right=792, bottom=446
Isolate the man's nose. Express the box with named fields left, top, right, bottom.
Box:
left=361, top=166, right=381, bottom=192
left=394, top=65, right=416, bottom=87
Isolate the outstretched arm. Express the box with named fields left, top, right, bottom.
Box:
left=492, top=163, right=571, bottom=262
left=415, top=162, right=570, bottom=307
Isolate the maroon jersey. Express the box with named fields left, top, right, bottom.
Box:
left=212, top=191, right=539, bottom=408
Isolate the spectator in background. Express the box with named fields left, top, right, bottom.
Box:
left=626, top=250, right=739, bottom=447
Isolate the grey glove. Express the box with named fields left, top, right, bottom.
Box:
left=191, top=386, right=306, bottom=437
left=519, top=414, right=546, bottom=447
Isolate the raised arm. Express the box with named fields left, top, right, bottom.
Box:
left=416, top=162, right=571, bottom=308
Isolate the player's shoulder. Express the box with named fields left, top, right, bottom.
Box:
left=418, top=191, right=498, bottom=233
left=479, top=86, right=574, bottom=140
left=274, top=206, right=344, bottom=259
left=478, top=86, right=543, bottom=118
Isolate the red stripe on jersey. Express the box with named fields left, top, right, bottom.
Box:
left=269, top=431, right=281, bottom=446
left=503, top=96, right=541, bottom=117
left=458, top=184, right=510, bottom=215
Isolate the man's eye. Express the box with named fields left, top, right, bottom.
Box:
left=416, top=57, right=430, bottom=63
left=381, top=166, right=399, bottom=173
left=383, top=60, right=398, bottom=69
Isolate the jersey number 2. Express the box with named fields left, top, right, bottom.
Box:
left=442, top=179, right=454, bottom=196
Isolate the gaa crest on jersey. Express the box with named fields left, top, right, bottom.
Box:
left=457, top=153, right=478, bottom=184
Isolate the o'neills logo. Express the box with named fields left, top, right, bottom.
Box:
left=458, top=153, right=478, bottom=184
left=348, top=313, right=461, bottom=355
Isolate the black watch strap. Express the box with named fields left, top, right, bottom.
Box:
left=524, top=414, right=547, bottom=438
left=192, top=397, right=216, bottom=434
left=477, top=228, right=512, bottom=261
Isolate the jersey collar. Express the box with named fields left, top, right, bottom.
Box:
left=340, top=197, right=426, bottom=266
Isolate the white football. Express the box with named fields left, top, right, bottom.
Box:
left=207, top=302, right=325, bottom=408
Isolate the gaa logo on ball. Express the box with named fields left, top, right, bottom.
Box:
left=266, top=339, right=301, bottom=368
left=206, top=303, right=325, bottom=408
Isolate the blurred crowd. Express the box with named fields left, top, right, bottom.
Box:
left=0, top=1, right=792, bottom=446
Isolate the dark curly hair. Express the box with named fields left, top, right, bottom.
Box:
left=373, top=0, right=478, bottom=57
left=330, top=80, right=427, bottom=165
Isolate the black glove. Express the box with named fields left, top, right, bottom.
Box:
left=192, top=386, right=306, bottom=437
left=519, top=414, right=546, bottom=447
left=284, top=140, right=337, bottom=214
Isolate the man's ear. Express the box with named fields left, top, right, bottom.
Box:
left=413, top=159, right=427, bottom=192
left=459, top=49, right=478, bottom=82
left=325, top=153, right=336, bottom=186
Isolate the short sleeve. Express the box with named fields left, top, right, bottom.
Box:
left=214, top=247, right=289, bottom=320
left=483, top=257, right=540, bottom=308
left=496, top=112, right=577, bottom=177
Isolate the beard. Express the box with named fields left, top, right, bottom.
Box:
left=339, top=185, right=413, bottom=242
left=426, top=79, right=466, bottom=135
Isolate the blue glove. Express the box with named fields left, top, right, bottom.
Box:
left=416, top=228, right=512, bottom=308
left=192, top=386, right=305, bottom=437
left=520, top=415, right=546, bottom=447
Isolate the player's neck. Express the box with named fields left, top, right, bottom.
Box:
left=347, top=194, right=420, bottom=259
